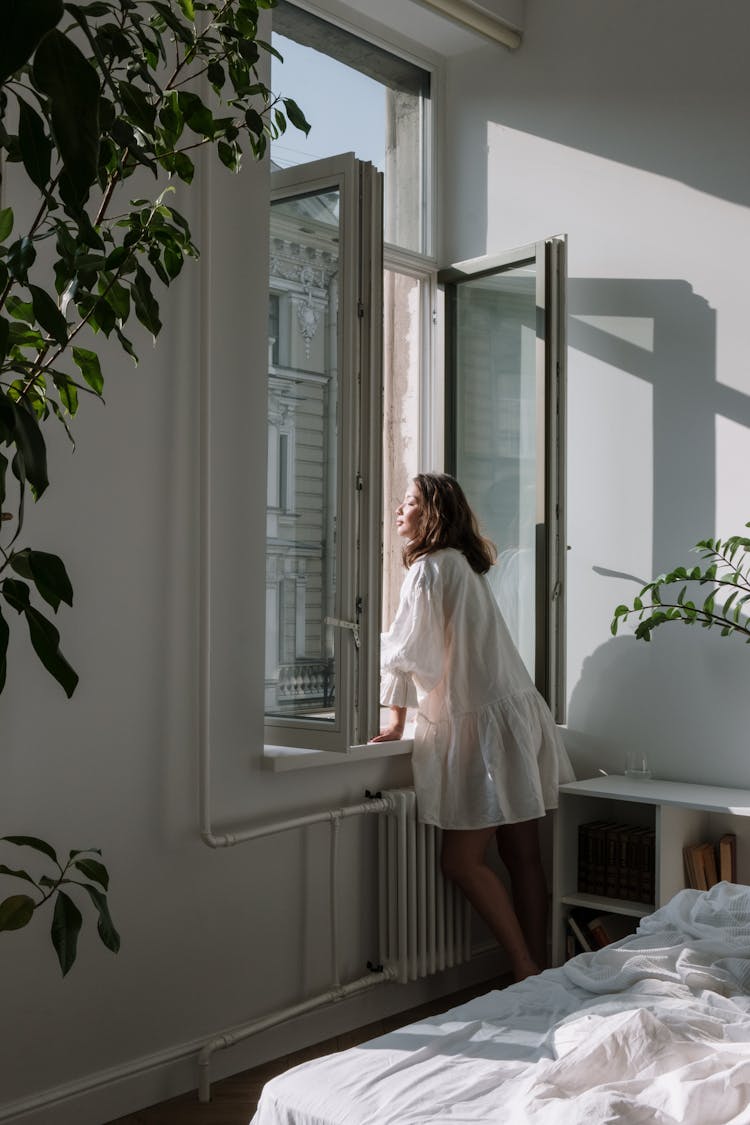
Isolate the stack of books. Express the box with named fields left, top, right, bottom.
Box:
left=577, top=820, right=655, bottom=904
left=565, top=906, right=639, bottom=958
left=683, top=833, right=737, bottom=890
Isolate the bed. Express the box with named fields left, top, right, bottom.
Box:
left=251, top=881, right=750, bottom=1124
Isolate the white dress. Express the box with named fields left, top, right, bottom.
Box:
left=380, top=548, right=575, bottom=830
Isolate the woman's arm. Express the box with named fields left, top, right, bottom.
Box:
left=370, top=705, right=407, bottom=742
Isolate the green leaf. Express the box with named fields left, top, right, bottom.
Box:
left=51, top=371, right=79, bottom=416
left=119, top=81, right=157, bottom=135
left=7, top=296, right=36, bottom=324
left=207, top=59, right=225, bottom=89
left=24, top=604, right=79, bottom=697
left=244, top=106, right=264, bottom=136
left=11, top=402, right=48, bottom=498
left=29, top=285, right=68, bottom=347
left=0, top=863, right=37, bottom=885
left=282, top=97, right=311, bottom=136
left=71, top=346, right=103, bottom=395
left=0, top=894, right=35, bottom=931
left=10, top=548, right=74, bottom=610
left=613, top=604, right=629, bottom=618
left=18, top=97, right=53, bottom=192
left=256, top=37, right=283, bottom=62
left=7, top=236, right=37, bottom=283
left=33, top=30, right=100, bottom=204
left=79, top=883, right=120, bottom=952
left=177, top=91, right=214, bottom=137
left=51, top=890, right=82, bottom=975
left=72, top=856, right=109, bottom=890
left=0, top=317, right=8, bottom=366
left=149, top=2, right=193, bottom=45
left=0, top=0, right=63, bottom=84
left=0, top=605, right=7, bottom=693
left=1, top=834, right=59, bottom=864
left=132, top=266, right=161, bottom=336
left=217, top=139, right=236, bottom=170
left=104, top=280, right=130, bottom=322
left=176, top=0, right=195, bottom=20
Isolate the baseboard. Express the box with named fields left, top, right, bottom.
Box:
left=0, top=949, right=505, bottom=1125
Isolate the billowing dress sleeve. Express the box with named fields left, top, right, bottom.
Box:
left=380, top=561, right=445, bottom=708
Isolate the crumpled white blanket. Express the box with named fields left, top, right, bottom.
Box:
left=251, top=882, right=750, bottom=1125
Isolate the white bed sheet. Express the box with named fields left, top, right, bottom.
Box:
left=251, top=882, right=750, bottom=1125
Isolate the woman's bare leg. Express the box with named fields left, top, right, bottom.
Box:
left=495, top=818, right=548, bottom=970
left=441, top=827, right=540, bottom=982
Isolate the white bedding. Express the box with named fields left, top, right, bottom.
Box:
left=251, top=882, right=750, bottom=1124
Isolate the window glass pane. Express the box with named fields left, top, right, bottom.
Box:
left=266, top=187, right=340, bottom=722
left=454, top=264, right=538, bottom=673
left=272, top=2, right=429, bottom=254
left=382, top=270, right=422, bottom=632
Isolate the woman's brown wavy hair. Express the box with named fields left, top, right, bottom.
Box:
left=402, top=473, right=497, bottom=575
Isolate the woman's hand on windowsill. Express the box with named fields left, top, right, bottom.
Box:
left=369, top=724, right=405, bottom=743
left=369, top=704, right=407, bottom=743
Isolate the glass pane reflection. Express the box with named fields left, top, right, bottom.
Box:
left=265, top=188, right=340, bottom=722
left=454, top=264, right=538, bottom=673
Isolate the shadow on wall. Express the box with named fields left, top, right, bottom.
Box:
left=569, top=276, right=749, bottom=568
left=565, top=276, right=750, bottom=786
left=566, top=628, right=750, bottom=790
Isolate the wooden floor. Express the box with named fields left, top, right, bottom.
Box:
left=109, top=978, right=504, bottom=1125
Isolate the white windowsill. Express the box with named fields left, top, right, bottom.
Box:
left=262, top=739, right=414, bottom=772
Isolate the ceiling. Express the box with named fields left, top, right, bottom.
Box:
left=295, top=0, right=519, bottom=59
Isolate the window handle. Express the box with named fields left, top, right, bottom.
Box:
left=324, top=616, right=360, bottom=649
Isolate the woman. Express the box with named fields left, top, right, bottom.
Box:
left=371, top=473, right=574, bottom=981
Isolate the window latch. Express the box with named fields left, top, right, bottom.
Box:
left=324, top=616, right=360, bottom=649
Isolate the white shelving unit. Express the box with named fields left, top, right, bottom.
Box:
left=552, top=774, right=750, bottom=964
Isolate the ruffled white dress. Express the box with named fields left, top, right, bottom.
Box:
left=380, top=548, right=575, bottom=830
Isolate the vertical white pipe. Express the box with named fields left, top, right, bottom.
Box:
left=378, top=813, right=387, bottom=968
left=406, top=791, right=417, bottom=980
left=446, top=878, right=455, bottom=968
left=463, top=897, right=472, bottom=964
left=397, top=793, right=408, bottom=983
left=388, top=813, right=397, bottom=966
left=329, top=814, right=341, bottom=988
left=427, top=825, right=436, bottom=975
left=418, top=820, right=427, bottom=978
left=436, top=828, right=445, bottom=973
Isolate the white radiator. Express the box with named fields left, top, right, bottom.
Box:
left=376, top=788, right=472, bottom=983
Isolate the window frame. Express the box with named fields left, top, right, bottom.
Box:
left=264, top=3, right=439, bottom=755
left=439, top=237, right=567, bottom=722
left=265, top=153, right=383, bottom=752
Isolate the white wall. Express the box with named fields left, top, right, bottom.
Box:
left=442, top=0, right=750, bottom=785
left=3, top=2, right=750, bottom=1122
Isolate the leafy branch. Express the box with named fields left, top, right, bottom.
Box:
left=0, top=0, right=309, bottom=974
left=0, top=836, right=120, bottom=975
left=611, top=525, right=750, bottom=644
left=0, top=0, right=310, bottom=697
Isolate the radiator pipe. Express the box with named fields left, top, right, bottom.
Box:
left=330, top=812, right=341, bottom=988
left=197, top=968, right=396, bottom=1103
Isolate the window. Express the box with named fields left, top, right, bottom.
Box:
left=264, top=5, right=434, bottom=751
left=441, top=239, right=567, bottom=720
left=271, top=0, right=432, bottom=256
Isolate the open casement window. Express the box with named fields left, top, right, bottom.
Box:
left=265, top=154, right=383, bottom=751
left=440, top=238, right=567, bottom=721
